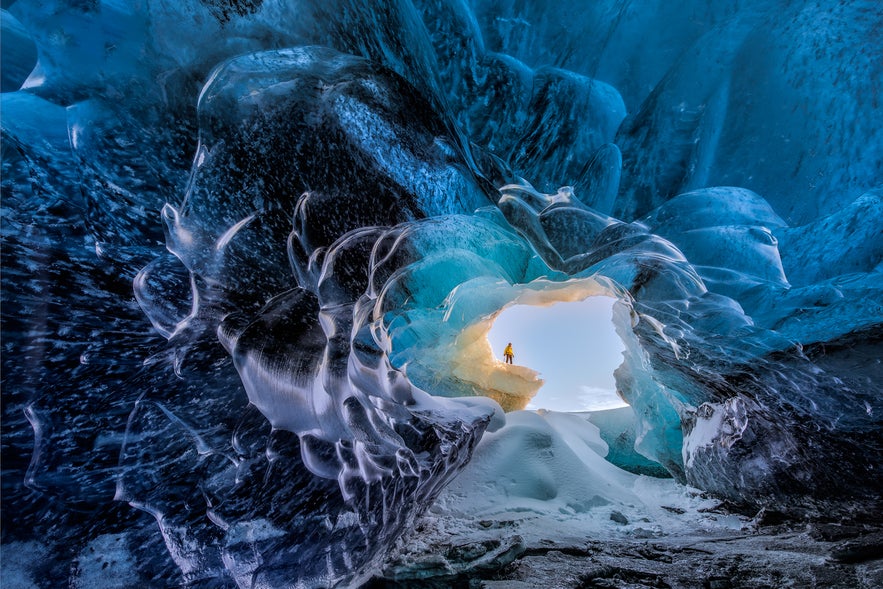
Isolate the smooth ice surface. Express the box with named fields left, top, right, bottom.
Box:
left=2, top=0, right=882, bottom=587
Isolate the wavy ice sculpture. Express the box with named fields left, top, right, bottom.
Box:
left=116, top=47, right=509, bottom=588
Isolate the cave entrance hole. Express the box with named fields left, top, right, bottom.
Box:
left=487, top=296, right=628, bottom=413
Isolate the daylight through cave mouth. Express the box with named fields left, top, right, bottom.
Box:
left=426, top=277, right=635, bottom=414
left=487, top=296, right=627, bottom=413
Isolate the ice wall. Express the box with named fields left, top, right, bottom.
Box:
left=2, top=0, right=881, bottom=587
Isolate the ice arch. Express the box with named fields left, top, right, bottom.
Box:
left=387, top=275, right=632, bottom=413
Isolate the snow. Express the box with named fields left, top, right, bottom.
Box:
left=433, top=410, right=736, bottom=544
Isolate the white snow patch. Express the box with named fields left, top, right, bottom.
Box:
left=430, top=409, right=747, bottom=548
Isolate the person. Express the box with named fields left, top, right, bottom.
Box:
left=503, top=342, right=514, bottom=364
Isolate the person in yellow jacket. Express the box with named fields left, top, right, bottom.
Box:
left=503, top=342, right=514, bottom=364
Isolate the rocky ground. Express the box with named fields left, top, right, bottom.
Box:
left=368, top=511, right=883, bottom=588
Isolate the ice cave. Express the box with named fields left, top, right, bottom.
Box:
left=1, top=1, right=881, bottom=587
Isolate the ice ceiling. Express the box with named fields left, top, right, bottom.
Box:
left=1, top=0, right=881, bottom=587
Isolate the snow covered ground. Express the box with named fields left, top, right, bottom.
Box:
left=369, top=410, right=883, bottom=588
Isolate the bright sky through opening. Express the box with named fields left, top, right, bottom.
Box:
left=487, top=296, right=628, bottom=412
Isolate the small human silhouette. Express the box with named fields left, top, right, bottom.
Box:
left=503, top=342, right=514, bottom=364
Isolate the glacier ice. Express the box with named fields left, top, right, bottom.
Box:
left=2, top=0, right=882, bottom=587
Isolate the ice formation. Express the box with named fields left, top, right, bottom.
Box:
left=2, top=0, right=881, bottom=587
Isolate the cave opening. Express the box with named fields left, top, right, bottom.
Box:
left=487, top=295, right=628, bottom=413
